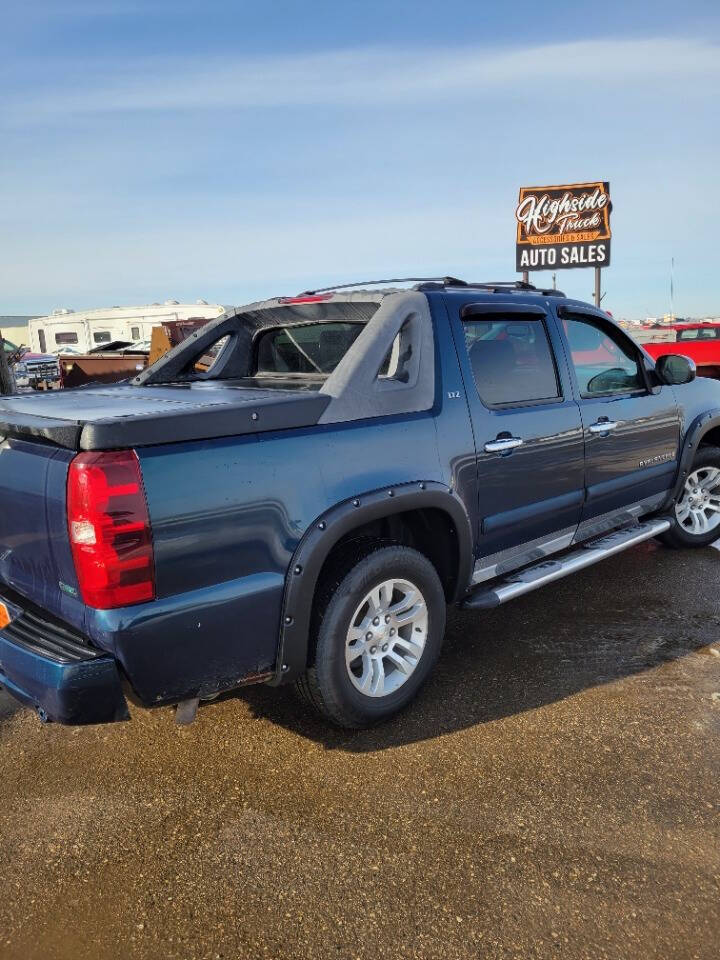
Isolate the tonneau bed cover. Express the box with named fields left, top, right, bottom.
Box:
left=0, top=384, right=330, bottom=451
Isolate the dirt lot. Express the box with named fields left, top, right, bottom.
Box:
left=1, top=539, right=719, bottom=960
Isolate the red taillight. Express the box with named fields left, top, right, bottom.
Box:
left=67, top=450, right=155, bottom=609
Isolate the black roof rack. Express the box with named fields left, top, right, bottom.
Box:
left=300, top=277, right=468, bottom=294
left=299, top=277, right=565, bottom=297
left=463, top=281, right=567, bottom=298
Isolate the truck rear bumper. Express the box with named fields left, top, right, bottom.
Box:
left=0, top=594, right=129, bottom=725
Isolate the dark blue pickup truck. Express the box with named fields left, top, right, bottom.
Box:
left=1, top=278, right=719, bottom=728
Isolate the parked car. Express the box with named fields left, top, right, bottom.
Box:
left=642, top=321, right=720, bottom=380
left=1, top=339, right=60, bottom=392
left=11, top=350, right=61, bottom=390
left=0, top=278, right=719, bottom=728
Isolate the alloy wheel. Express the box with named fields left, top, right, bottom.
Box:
left=675, top=466, right=720, bottom=536
left=345, top=578, right=428, bottom=698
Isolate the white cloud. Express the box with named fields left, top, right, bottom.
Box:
left=6, top=37, right=720, bottom=121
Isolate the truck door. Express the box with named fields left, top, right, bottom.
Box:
left=556, top=305, right=681, bottom=531
left=449, top=300, right=585, bottom=571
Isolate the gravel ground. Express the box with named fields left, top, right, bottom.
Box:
left=1, top=539, right=719, bottom=960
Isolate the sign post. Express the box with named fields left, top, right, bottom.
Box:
left=515, top=181, right=612, bottom=301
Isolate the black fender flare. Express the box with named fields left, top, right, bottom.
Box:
left=269, top=480, right=474, bottom=685
left=664, top=408, right=720, bottom=507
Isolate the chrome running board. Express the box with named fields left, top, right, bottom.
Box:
left=462, top=518, right=671, bottom=610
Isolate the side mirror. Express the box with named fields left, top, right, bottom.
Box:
left=655, top=354, right=696, bottom=386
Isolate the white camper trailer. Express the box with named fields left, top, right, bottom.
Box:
left=29, top=301, right=225, bottom=355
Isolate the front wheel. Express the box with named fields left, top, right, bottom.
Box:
left=296, top=545, right=446, bottom=728
left=661, top=445, right=720, bottom=548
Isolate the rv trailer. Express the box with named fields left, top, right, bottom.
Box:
left=29, top=301, right=225, bottom=355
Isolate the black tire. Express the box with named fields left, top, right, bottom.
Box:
left=660, top=444, right=720, bottom=548
left=296, top=545, right=446, bottom=728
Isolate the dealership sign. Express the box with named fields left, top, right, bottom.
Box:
left=515, top=181, right=611, bottom=272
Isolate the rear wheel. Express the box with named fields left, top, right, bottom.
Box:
left=296, top=545, right=446, bottom=728
left=661, top=445, right=720, bottom=548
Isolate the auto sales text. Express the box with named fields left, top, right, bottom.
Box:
left=517, top=243, right=608, bottom=270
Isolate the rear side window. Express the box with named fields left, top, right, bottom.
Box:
left=93, top=331, right=111, bottom=344
left=255, top=321, right=364, bottom=375
left=55, top=331, right=79, bottom=345
left=131, top=326, right=141, bottom=340
left=678, top=327, right=718, bottom=341
left=463, top=317, right=560, bottom=406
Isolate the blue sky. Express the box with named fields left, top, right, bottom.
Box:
left=2, top=0, right=720, bottom=318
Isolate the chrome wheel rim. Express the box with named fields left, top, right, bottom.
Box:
left=345, top=578, right=428, bottom=698
left=675, top=466, right=720, bottom=536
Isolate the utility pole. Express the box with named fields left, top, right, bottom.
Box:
left=594, top=267, right=601, bottom=308
left=670, top=257, right=675, bottom=321
left=0, top=331, right=14, bottom=395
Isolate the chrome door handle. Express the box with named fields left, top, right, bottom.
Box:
left=589, top=420, right=619, bottom=434
left=484, top=437, right=524, bottom=453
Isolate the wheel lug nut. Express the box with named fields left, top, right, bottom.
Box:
left=389, top=628, right=395, bottom=636
left=365, top=632, right=373, bottom=641
left=372, top=617, right=380, bottom=626
left=382, top=643, right=389, bottom=652
left=385, top=614, right=391, bottom=623
left=370, top=645, right=377, bottom=654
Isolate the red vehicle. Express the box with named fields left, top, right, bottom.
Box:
left=642, top=322, right=720, bottom=380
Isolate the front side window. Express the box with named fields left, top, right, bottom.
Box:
left=255, top=321, right=364, bottom=375
left=55, top=331, right=79, bottom=345
left=463, top=317, right=560, bottom=406
left=564, top=315, right=643, bottom=397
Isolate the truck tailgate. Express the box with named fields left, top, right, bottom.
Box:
left=0, top=437, right=83, bottom=628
